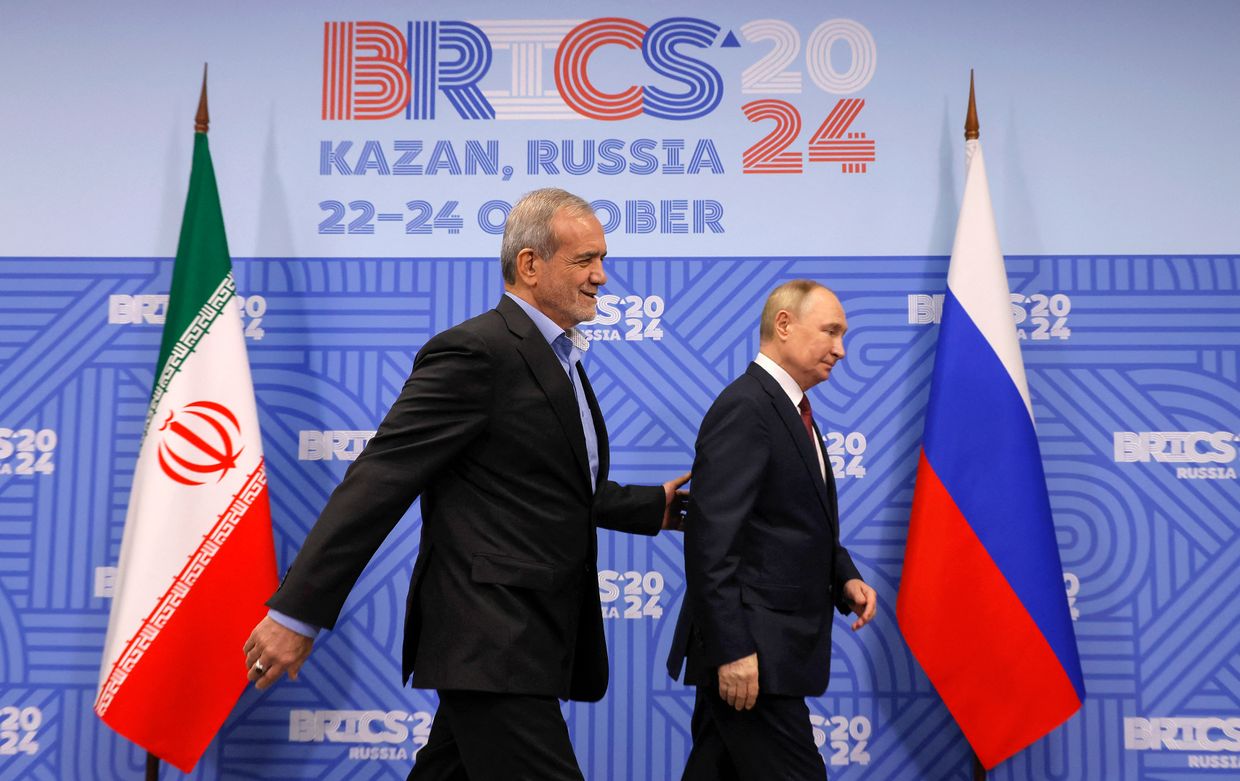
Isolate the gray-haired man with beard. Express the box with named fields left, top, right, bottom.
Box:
left=244, top=188, right=689, bottom=780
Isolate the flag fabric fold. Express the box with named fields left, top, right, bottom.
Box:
left=896, top=139, right=1085, bottom=769
left=95, top=130, right=277, bottom=772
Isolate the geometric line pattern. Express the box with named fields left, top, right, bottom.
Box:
left=0, top=255, right=1236, bottom=780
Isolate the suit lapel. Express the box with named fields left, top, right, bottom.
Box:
left=498, top=297, right=593, bottom=491
left=810, top=418, right=840, bottom=535
left=746, top=363, right=834, bottom=519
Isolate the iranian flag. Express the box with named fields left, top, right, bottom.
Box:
left=96, top=82, right=277, bottom=773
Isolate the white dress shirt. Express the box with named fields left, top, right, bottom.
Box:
left=753, top=352, right=826, bottom=480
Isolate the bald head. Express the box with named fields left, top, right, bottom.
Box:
left=759, top=281, right=847, bottom=390
left=759, top=280, right=830, bottom=342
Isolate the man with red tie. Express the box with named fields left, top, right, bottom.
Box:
left=668, top=279, right=878, bottom=780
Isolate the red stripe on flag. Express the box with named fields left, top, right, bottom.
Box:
left=897, top=452, right=1081, bottom=769
left=97, top=487, right=277, bottom=772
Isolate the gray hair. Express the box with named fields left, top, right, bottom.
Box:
left=500, top=188, right=594, bottom=284
left=759, top=280, right=832, bottom=341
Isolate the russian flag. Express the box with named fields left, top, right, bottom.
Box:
left=896, top=133, right=1085, bottom=769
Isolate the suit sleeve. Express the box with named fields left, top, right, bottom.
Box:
left=268, top=327, right=493, bottom=629
left=684, top=391, right=769, bottom=667
left=833, top=543, right=864, bottom=614
left=824, top=463, right=864, bottom=615
left=593, top=480, right=665, bottom=536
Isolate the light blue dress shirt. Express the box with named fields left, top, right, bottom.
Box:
left=503, top=291, right=600, bottom=491
left=269, top=292, right=600, bottom=640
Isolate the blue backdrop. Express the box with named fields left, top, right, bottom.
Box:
left=1, top=2, right=1238, bottom=779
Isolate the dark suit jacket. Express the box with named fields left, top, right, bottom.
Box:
left=269, top=295, right=665, bottom=701
left=667, top=362, right=863, bottom=697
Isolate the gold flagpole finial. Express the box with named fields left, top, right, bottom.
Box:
left=965, top=69, right=979, bottom=140
left=195, top=63, right=210, bottom=134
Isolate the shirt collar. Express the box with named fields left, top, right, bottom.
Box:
left=504, top=292, right=590, bottom=353
left=754, top=352, right=804, bottom=408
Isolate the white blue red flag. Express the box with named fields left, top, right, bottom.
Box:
left=897, top=136, right=1085, bottom=769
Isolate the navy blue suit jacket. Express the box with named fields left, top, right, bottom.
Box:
left=668, top=362, right=862, bottom=696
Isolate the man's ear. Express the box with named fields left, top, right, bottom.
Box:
left=515, top=248, right=539, bottom=286
left=774, top=309, right=792, bottom=339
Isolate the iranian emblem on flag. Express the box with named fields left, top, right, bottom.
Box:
left=156, top=401, right=247, bottom=486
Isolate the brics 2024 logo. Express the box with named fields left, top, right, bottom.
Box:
left=1113, top=431, right=1238, bottom=480
left=1125, top=717, right=1240, bottom=770
left=289, top=709, right=434, bottom=764
left=322, top=18, right=877, bottom=174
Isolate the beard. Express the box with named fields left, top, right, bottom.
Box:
left=555, top=286, right=597, bottom=324
left=540, top=284, right=597, bottom=327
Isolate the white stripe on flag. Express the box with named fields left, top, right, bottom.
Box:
left=945, top=140, right=1034, bottom=421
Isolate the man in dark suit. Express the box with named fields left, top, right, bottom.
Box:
left=667, top=280, right=877, bottom=780
left=241, top=188, right=688, bottom=780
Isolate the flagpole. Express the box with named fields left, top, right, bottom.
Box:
left=140, top=62, right=210, bottom=781
left=972, top=750, right=986, bottom=780
left=196, top=63, right=210, bottom=134
left=964, top=67, right=987, bottom=781
left=965, top=69, right=979, bottom=142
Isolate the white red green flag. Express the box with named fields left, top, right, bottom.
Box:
left=95, top=118, right=277, bottom=772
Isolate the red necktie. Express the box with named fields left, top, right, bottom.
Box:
left=798, top=396, right=815, bottom=443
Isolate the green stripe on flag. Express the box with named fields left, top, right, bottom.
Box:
left=155, top=132, right=234, bottom=382
left=142, top=274, right=236, bottom=433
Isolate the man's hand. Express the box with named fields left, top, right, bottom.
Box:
left=243, top=616, right=315, bottom=690
left=843, top=579, right=877, bottom=631
left=661, top=472, right=691, bottom=530
left=718, top=652, right=759, bottom=710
